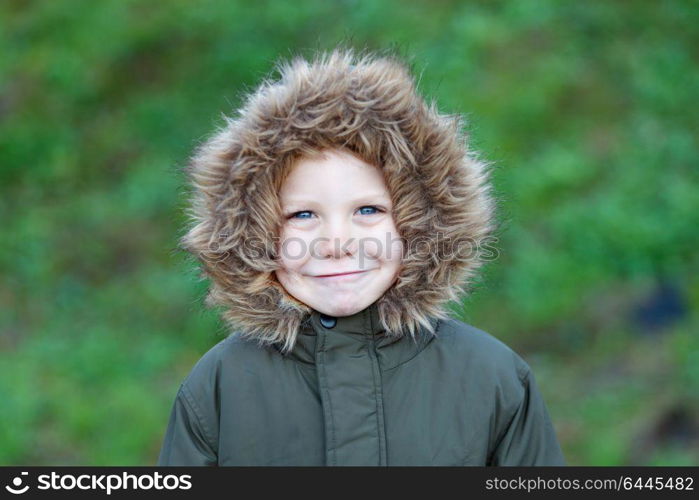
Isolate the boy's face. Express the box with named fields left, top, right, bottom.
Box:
left=275, top=149, right=404, bottom=318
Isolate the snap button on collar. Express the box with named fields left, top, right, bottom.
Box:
left=319, top=314, right=337, bottom=329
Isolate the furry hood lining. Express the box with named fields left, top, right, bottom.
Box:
left=180, top=48, right=497, bottom=353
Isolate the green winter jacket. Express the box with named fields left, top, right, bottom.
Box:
left=156, top=301, right=565, bottom=466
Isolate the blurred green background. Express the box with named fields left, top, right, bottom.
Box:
left=2, top=0, right=698, bottom=465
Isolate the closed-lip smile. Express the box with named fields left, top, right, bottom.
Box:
left=314, top=270, right=371, bottom=278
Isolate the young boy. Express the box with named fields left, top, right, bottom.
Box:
left=157, top=48, right=566, bottom=466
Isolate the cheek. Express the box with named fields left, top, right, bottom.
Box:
left=278, top=231, right=311, bottom=270
left=361, top=221, right=404, bottom=262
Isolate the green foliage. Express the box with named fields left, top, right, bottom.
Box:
left=1, top=0, right=697, bottom=464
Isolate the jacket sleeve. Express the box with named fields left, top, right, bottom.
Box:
left=488, top=367, right=566, bottom=466
left=156, top=383, right=218, bottom=466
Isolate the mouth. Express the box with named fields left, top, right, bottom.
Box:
left=314, top=270, right=369, bottom=278
left=314, top=269, right=371, bottom=281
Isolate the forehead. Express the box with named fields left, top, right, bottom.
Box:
left=280, top=149, right=391, bottom=205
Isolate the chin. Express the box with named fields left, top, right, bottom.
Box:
left=315, top=296, right=369, bottom=317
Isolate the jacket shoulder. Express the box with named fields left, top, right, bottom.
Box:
left=180, top=334, right=275, bottom=394
left=434, top=317, right=531, bottom=383
left=433, top=318, right=566, bottom=465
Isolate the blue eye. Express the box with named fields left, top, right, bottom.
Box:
left=290, top=211, right=313, bottom=219
left=358, top=206, right=380, bottom=215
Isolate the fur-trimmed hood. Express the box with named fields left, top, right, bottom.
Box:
left=179, top=48, right=497, bottom=353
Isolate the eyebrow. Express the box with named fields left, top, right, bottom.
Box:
left=283, top=193, right=392, bottom=207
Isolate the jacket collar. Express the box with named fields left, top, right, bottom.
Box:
left=276, top=301, right=439, bottom=370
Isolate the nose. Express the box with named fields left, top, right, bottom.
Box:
left=316, top=217, right=358, bottom=259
